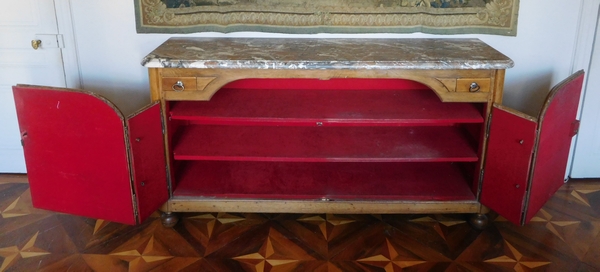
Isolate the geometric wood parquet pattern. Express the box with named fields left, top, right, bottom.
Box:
left=0, top=174, right=599, bottom=271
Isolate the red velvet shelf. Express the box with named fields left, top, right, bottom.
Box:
left=169, top=88, right=484, bottom=126
left=173, top=161, right=476, bottom=201
left=172, top=125, right=479, bottom=162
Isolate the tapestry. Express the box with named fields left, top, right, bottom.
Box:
left=135, top=0, right=519, bottom=36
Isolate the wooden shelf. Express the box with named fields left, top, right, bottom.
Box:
left=173, top=161, right=476, bottom=201
left=169, top=88, right=484, bottom=126
left=172, top=125, right=479, bottom=162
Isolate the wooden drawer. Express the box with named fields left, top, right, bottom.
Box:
left=162, top=77, right=197, bottom=92
left=156, top=69, right=496, bottom=102
left=162, top=77, right=217, bottom=91
left=456, top=78, right=491, bottom=93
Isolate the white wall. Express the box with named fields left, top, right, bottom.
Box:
left=70, top=0, right=582, bottom=116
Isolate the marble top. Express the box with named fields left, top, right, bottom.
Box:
left=142, top=38, right=513, bottom=70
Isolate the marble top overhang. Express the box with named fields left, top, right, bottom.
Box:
left=142, top=37, right=514, bottom=70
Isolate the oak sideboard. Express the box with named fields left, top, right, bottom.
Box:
left=13, top=38, right=584, bottom=228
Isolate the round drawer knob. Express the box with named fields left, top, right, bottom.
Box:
left=469, top=82, right=481, bottom=93
left=172, top=81, right=185, bottom=92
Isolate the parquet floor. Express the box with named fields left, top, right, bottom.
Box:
left=0, top=174, right=599, bottom=271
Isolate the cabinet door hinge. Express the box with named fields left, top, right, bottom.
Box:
left=132, top=194, right=139, bottom=220
left=166, top=165, right=171, bottom=192
left=20, top=131, right=27, bottom=147
left=477, top=169, right=485, bottom=196
left=485, top=113, right=493, bottom=138
left=571, top=120, right=581, bottom=137
left=479, top=169, right=485, bottom=183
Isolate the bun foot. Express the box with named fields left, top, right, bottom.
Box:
left=160, top=212, right=179, bottom=228
left=469, top=213, right=489, bottom=230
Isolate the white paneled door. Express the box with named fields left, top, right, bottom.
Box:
left=571, top=15, right=600, bottom=178
left=0, top=0, right=67, bottom=172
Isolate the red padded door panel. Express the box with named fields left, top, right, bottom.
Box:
left=127, top=103, right=169, bottom=222
left=481, top=106, right=537, bottom=224
left=13, top=85, right=136, bottom=225
left=524, top=71, right=585, bottom=223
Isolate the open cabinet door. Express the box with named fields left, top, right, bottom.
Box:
left=481, top=71, right=584, bottom=225
left=480, top=105, right=537, bottom=224
left=127, top=104, right=169, bottom=222
left=12, top=85, right=167, bottom=225
left=523, top=71, right=584, bottom=223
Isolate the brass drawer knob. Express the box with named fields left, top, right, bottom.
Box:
left=469, top=82, right=481, bottom=92
left=172, top=81, right=185, bottom=92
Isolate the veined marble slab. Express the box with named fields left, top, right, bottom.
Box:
left=142, top=38, right=513, bottom=70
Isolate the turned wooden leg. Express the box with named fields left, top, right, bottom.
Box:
left=469, top=213, right=489, bottom=230
left=160, top=212, right=179, bottom=228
